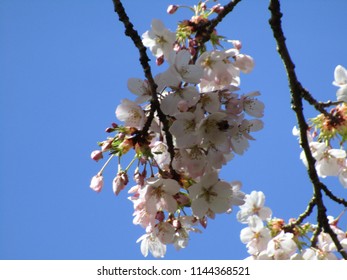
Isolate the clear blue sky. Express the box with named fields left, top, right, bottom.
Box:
left=1, top=0, right=346, bottom=260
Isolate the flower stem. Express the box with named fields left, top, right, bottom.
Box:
left=98, top=154, right=116, bottom=175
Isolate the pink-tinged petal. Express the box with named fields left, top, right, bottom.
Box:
left=191, top=198, right=209, bottom=218
left=162, top=179, right=181, bottom=195
left=89, top=174, right=104, bottom=192
left=234, top=54, right=254, bottom=73
left=188, top=182, right=202, bottom=200
left=175, top=49, right=191, bottom=69
left=209, top=196, right=230, bottom=213
left=161, top=195, right=178, bottom=213
left=181, top=65, right=203, bottom=84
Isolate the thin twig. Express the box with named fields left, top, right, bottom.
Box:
left=320, top=183, right=347, bottom=207
left=283, top=196, right=316, bottom=231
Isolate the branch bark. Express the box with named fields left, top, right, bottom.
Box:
left=268, top=0, right=347, bottom=259
left=112, top=0, right=178, bottom=178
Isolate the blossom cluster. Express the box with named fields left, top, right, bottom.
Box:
left=294, top=65, right=347, bottom=189
left=238, top=191, right=347, bottom=259
left=90, top=2, right=264, bottom=258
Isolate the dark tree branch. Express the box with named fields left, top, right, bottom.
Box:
left=268, top=0, right=347, bottom=259
left=320, top=183, right=347, bottom=207
left=112, top=0, right=178, bottom=178
left=197, top=0, right=242, bottom=45
left=206, top=0, right=243, bottom=36
left=283, top=196, right=316, bottom=231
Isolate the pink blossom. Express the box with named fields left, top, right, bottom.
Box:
left=90, top=150, right=103, bottom=162
left=90, top=174, right=104, bottom=193
left=112, top=172, right=129, bottom=196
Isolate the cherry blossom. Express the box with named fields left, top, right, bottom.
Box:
left=142, top=19, right=176, bottom=60
left=162, top=49, right=203, bottom=87
left=115, top=99, right=146, bottom=129
left=140, top=177, right=181, bottom=214
left=266, top=231, right=297, bottom=260
left=189, top=171, right=234, bottom=218
left=160, top=86, right=199, bottom=116
left=240, top=215, right=271, bottom=256
left=333, top=65, right=347, bottom=102
left=237, top=191, right=272, bottom=223
left=91, top=1, right=266, bottom=258
left=169, top=112, right=202, bottom=148
left=127, top=78, right=152, bottom=104
left=137, top=232, right=166, bottom=258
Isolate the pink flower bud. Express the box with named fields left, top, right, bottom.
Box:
left=156, top=55, right=164, bottom=66
left=231, top=40, right=242, bottom=50
left=90, top=150, right=103, bottom=162
left=101, top=139, right=112, bottom=152
left=133, top=167, right=145, bottom=186
left=105, top=127, right=115, bottom=133
left=90, top=174, right=104, bottom=192
left=112, top=172, right=129, bottom=196
left=167, top=4, right=179, bottom=14
left=211, top=4, right=224, bottom=14
left=234, top=54, right=254, bottom=73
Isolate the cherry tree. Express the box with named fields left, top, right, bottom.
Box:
left=89, top=0, right=347, bottom=259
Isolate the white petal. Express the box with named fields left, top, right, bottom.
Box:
left=337, top=85, right=347, bottom=102
left=191, top=198, right=209, bottom=218
left=333, top=65, right=347, bottom=86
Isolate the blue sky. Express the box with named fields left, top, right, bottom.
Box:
left=1, top=0, right=346, bottom=260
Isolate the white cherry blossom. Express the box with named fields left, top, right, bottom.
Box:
left=163, top=49, right=203, bottom=86
left=240, top=215, right=272, bottom=255
left=160, top=86, right=199, bottom=116
left=115, top=99, right=146, bottom=129
left=333, top=65, right=347, bottom=102
left=241, top=91, right=265, bottom=118
left=266, top=231, right=297, bottom=260
left=141, top=177, right=180, bottom=214
left=189, top=171, right=234, bottom=218
left=127, top=78, right=152, bottom=104
left=142, top=19, right=176, bottom=60
left=137, top=232, right=166, bottom=258
left=237, top=191, right=272, bottom=223
left=169, top=112, right=202, bottom=148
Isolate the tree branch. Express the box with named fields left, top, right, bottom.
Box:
left=112, top=0, right=178, bottom=178
left=283, top=196, right=316, bottom=231
left=268, top=0, right=347, bottom=259
left=197, top=0, right=242, bottom=45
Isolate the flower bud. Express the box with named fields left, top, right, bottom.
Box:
left=90, top=150, right=103, bottom=162
left=105, top=127, right=115, bottom=133
left=112, top=172, right=129, bottom=196
left=234, top=54, right=254, bottom=74
left=211, top=4, right=224, bottom=14
left=101, top=139, right=113, bottom=152
left=167, top=4, right=179, bottom=14
left=90, top=174, right=104, bottom=192
left=156, top=55, right=164, bottom=66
